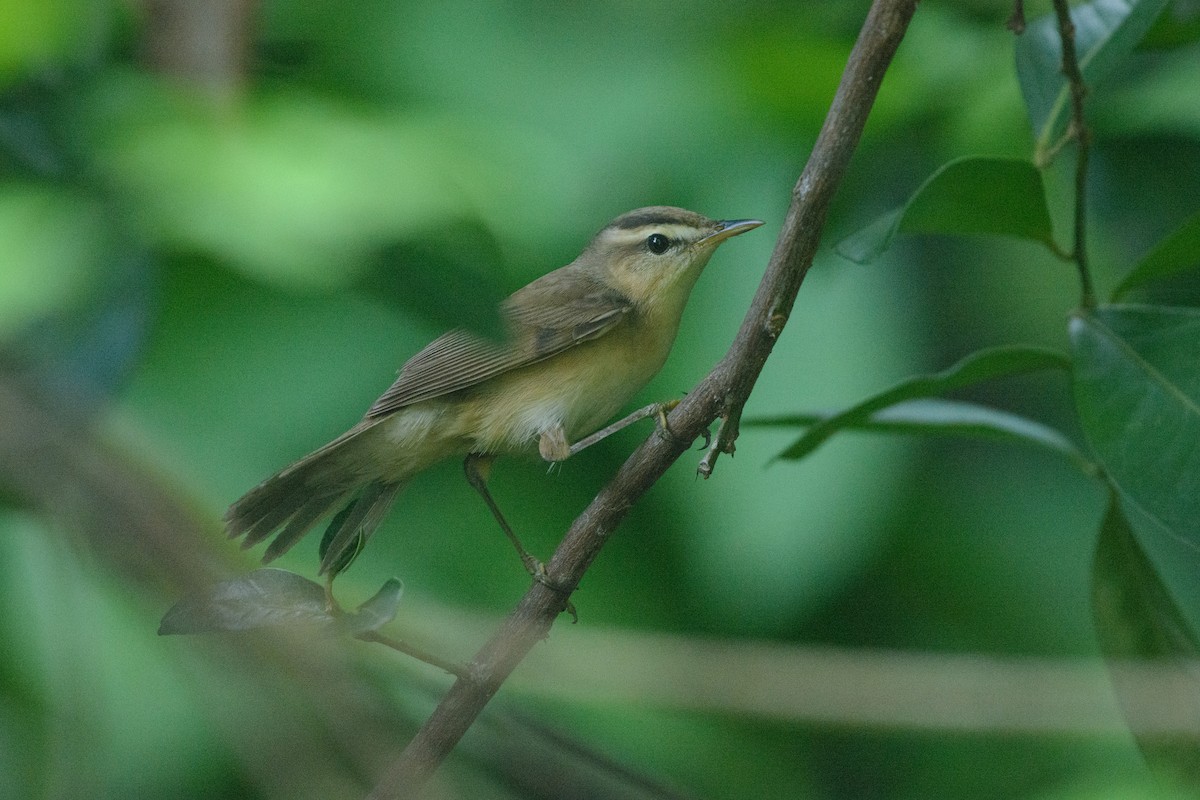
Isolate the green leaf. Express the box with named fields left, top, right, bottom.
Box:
left=0, top=0, right=89, bottom=85
left=752, top=398, right=1092, bottom=471
left=159, top=570, right=405, bottom=639
left=158, top=568, right=333, bottom=635
left=345, top=578, right=404, bottom=636
left=1092, top=490, right=1200, bottom=783
left=0, top=185, right=105, bottom=340
left=1113, top=209, right=1200, bottom=299
left=1140, top=1, right=1200, bottom=49
left=1072, top=305, right=1200, bottom=631
left=1015, top=0, right=1173, bottom=161
left=365, top=225, right=508, bottom=340
left=835, top=210, right=901, bottom=265
left=774, top=345, right=1071, bottom=462
left=835, top=157, right=1055, bottom=264
left=88, top=76, right=500, bottom=296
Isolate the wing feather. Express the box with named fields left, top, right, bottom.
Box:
left=367, top=268, right=632, bottom=418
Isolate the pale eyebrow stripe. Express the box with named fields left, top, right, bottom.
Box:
left=604, top=224, right=700, bottom=247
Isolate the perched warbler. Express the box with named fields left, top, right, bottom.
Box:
left=226, top=206, right=762, bottom=577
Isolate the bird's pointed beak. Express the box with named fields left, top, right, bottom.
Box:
left=701, top=218, right=765, bottom=246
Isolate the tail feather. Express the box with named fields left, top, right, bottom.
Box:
left=229, top=468, right=321, bottom=544
left=318, top=481, right=405, bottom=575
left=234, top=474, right=313, bottom=546
left=262, top=492, right=345, bottom=563
left=224, top=423, right=397, bottom=565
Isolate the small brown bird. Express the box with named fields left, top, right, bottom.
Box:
left=225, top=206, right=762, bottom=577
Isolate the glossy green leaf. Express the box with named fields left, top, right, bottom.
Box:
left=1092, top=490, right=1200, bottom=783
left=774, top=345, right=1071, bottom=461
left=1015, top=0, right=1172, bottom=160
left=752, top=398, right=1092, bottom=471
left=1072, top=305, right=1200, bottom=631
left=835, top=157, right=1055, bottom=264
left=158, top=568, right=333, bottom=635
left=1113, top=209, right=1200, bottom=299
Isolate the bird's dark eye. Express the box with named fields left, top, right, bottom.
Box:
left=646, top=233, right=670, bottom=254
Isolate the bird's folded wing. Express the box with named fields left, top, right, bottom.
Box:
left=366, top=274, right=632, bottom=418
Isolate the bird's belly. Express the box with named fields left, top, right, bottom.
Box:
left=464, top=330, right=667, bottom=455
left=371, top=402, right=472, bottom=478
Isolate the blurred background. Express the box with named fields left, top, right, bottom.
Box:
left=2, top=0, right=1199, bottom=797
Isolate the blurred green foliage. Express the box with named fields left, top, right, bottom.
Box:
left=2, top=0, right=1199, bottom=798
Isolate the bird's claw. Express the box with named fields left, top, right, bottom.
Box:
left=526, top=558, right=579, bottom=623
left=653, top=399, right=680, bottom=439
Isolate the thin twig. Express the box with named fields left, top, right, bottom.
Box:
left=367, top=2, right=920, bottom=796
left=356, top=630, right=470, bottom=679
left=697, top=404, right=740, bottom=478
left=1051, top=0, right=1097, bottom=308
left=1007, top=0, right=1026, bottom=34
left=1008, top=0, right=1027, bottom=33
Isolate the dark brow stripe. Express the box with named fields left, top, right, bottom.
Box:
left=609, top=209, right=699, bottom=230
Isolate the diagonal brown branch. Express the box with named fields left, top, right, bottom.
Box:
left=368, top=1, right=919, bottom=795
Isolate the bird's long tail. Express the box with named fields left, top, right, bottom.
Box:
left=225, top=427, right=406, bottom=572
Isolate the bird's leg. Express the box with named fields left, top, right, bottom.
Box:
left=463, top=453, right=545, bottom=577
left=567, top=400, right=681, bottom=456
left=464, top=453, right=577, bottom=621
